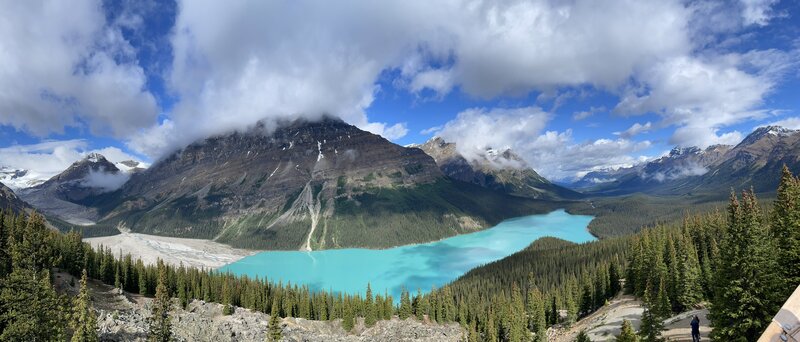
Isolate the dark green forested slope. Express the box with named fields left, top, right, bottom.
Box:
left=425, top=166, right=800, bottom=342
left=1, top=168, right=798, bottom=341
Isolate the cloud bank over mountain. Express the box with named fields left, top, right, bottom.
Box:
left=0, top=0, right=796, bottom=180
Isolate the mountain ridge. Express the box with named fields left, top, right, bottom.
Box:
left=574, top=125, right=800, bottom=196
left=85, top=118, right=557, bottom=250
left=418, top=137, right=581, bottom=200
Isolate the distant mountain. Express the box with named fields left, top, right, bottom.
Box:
left=32, top=153, right=126, bottom=202
left=87, top=118, right=554, bottom=250
left=675, top=126, right=800, bottom=194
left=570, top=167, right=638, bottom=190
left=18, top=153, right=128, bottom=225
left=577, top=126, right=800, bottom=196
left=418, top=137, right=581, bottom=200
left=0, top=182, right=29, bottom=214
left=0, top=166, right=48, bottom=190
left=581, top=145, right=731, bottom=195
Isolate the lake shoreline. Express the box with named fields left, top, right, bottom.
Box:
left=219, top=209, right=595, bottom=300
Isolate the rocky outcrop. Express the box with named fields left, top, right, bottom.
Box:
left=96, top=302, right=463, bottom=342
left=52, top=271, right=465, bottom=342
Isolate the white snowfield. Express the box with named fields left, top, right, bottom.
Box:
left=84, top=231, right=255, bottom=269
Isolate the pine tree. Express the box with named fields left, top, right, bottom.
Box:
left=114, top=263, right=122, bottom=291
left=549, top=296, right=559, bottom=324
left=507, top=283, right=527, bottom=342
left=638, top=288, right=664, bottom=342
left=222, top=280, right=234, bottom=315
left=0, top=210, right=9, bottom=277
left=485, top=309, right=498, bottom=342
left=177, top=276, right=188, bottom=309
left=364, top=283, right=376, bottom=327
left=576, top=330, right=590, bottom=342
left=414, top=289, right=424, bottom=320
left=148, top=260, right=172, bottom=342
left=9, top=213, right=55, bottom=273
left=71, top=269, right=98, bottom=342
left=267, top=298, right=282, bottom=341
left=138, top=261, right=148, bottom=296
left=383, top=292, right=393, bottom=320
left=675, top=234, right=702, bottom=311
left=616, top=319, right=638, bottom=342
left=526, top=284, right=547, bottom=342
left=399, top=287, right=412, bottom=319
left=608, top=263, right=621, bottom=297
left=0, top=269, right=66, bottom=341
left=342, top=298, right=355, bottom=332
left=710, top=190, right=781, bottom=341
left=468, top=319, right=479, bottom=342
left=772, top=165, right=800, bottom=298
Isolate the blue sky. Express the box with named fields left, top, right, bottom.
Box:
left=0, top=0, right=799, bottom=181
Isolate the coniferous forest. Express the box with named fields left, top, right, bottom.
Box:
left=0, top=167, right=797, bottom=341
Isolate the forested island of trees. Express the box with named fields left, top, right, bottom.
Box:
left=0, top=167, right=797, bottom=341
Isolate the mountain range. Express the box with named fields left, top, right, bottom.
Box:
left=3, top=120, right=800, bottom=250
left=52, top=118, right=557, bottom=250
left=575, top=126, right=800, bottom=196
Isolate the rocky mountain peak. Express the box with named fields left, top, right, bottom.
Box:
left=419, top=137, right=579, bottom=200
left=739, top=125, right=799, bottom=147
left=49, top=153, right=119, bottom=185
left=668, top=146, right=701, bottom=157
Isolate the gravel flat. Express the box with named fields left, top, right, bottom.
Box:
left=85, top=232, right=255, bottom=269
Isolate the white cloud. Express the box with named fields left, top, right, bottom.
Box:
left=361, top=122, right=409, bottom=141
left=80, top=169, right=130, bottom=192
left=128, top=0, right=696, bottom=158
left=573, top=107, right=605, bottom=121
left=613, top=50, right=796, bottom=147
left=434, top=107, right=651, bottom=180
left=1, top=0, right=794, bottom=168
left=0, top=1, right=158, bottom=138
left=524, top=131, right=652, bottom=180
left=767, top=117, right=800, bottom=130
left=615, top=122, right=653, bottom=138
left=436, top=107, right=550, bottom=165
left=740, top=0, right=780, bottom=26
left=420, top=125, right=443, bottom=135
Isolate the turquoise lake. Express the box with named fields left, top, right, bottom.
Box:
left=219, top=209, right=595, bottom=299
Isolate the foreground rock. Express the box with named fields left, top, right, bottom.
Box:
left=54, top=271, right=464, bottom=342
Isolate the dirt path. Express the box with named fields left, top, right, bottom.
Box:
left=552, top=294, right=711, bottom=341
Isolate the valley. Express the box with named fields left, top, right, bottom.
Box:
left=2, top=2, right=799, bottom=341
left=0, top=119, right=798, bottom=342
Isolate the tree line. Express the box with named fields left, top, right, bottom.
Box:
left=626, top=166, right=800, bottom=341
left=0, top=166, right=797, bottom=341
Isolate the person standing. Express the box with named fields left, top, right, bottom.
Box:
left=690, top=315, right=701, bottom=342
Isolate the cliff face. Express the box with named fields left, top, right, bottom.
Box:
left=419, top=137, right=581, bottom=200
